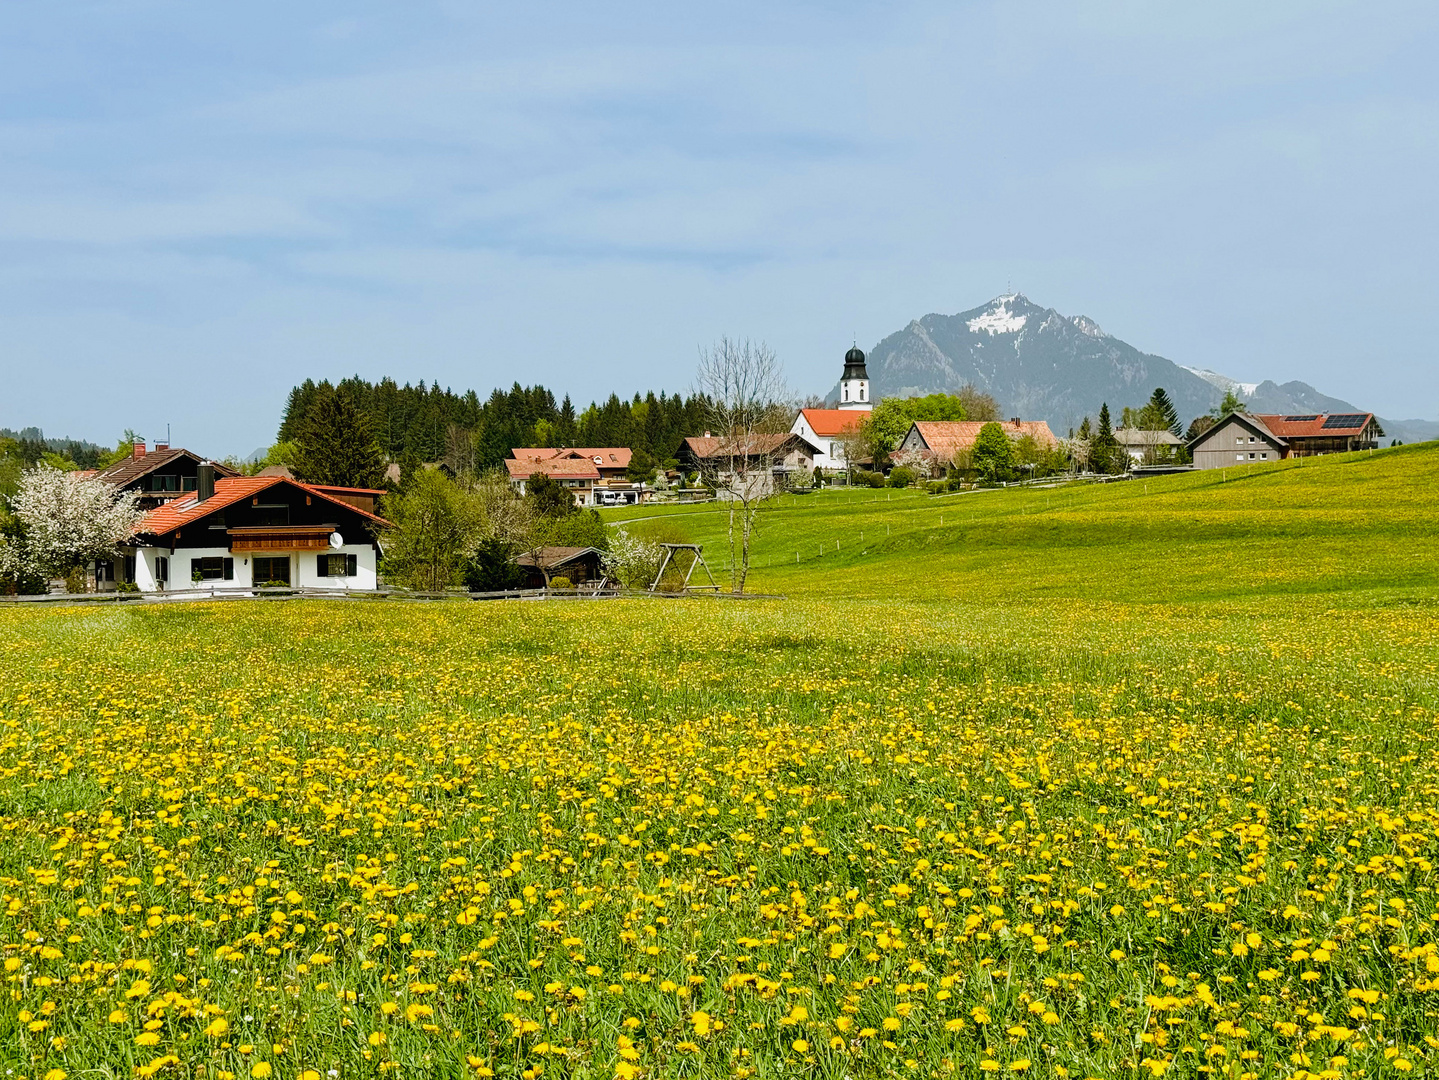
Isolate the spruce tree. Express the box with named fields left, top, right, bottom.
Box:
left=293, top=384, right=386, bottom=488
left=1092, top=403, right=1120, bottom=474
left=1147, top=387, right=1182, bottom=436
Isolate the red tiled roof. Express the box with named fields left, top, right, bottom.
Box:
left=505, top=458, right=601, bottom=481
left=511, top=447, right=633, bottom=468
left=137, top=475, right=390, bottom=537
left=1251, top=413, right=1375, bottom=438
left=307, top=483, right=388, bottom=495
left=794, top=409, right=866, bottom=438
left=907, top=420, right=1058, bottom=458
left=682, top=433, right=821, bottom=459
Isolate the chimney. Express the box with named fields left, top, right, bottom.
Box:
left=196, top=461, right=215, bottom=503
left=133, top=440, right=146, bottom=459
left=704, top=430, right=712, bottom=438
left=155, top=441, right=169, bottom=452
left=1009, top=417, right=1021, bottom=426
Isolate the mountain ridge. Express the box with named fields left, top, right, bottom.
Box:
left=831, top=295, right=1433, bottom=444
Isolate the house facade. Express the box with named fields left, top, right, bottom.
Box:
left=1187, top=412, right=1381, bottom=470
left=790, top=409, right=866, bottom=471
left=897, top=418, right=1058, bottom=473
left=1113, top=427, right=1184, bottom=465
left=679, top=433, right=820, bottom=499
left=112, top=467, right=389, bottom=592
left=504, top=447, right=644, bottom=506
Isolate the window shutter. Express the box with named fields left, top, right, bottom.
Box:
left=318, top=554, right=328, bottom=577
left=223, top=558, right=234, bottom=580
left=347, top=553, right=357, bottom=576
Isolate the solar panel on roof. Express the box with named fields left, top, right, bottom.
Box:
left=1322, top=413, right=1368, bottom=429
left=1282, top=414, right=1319, bottom=422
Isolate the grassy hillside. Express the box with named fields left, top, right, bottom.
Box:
left=605, top=443, right=1439, bottom=604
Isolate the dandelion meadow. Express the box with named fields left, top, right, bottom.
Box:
left=4, top=447, right=1439, bottom=1079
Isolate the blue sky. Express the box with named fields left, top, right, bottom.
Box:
left=1, top=0, right=1435, bottom=454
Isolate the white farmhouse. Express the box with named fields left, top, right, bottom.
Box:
left=122, top=465, right=389, bottom=592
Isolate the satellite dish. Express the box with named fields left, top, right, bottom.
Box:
left=329, top=531, right=344, bottom=549
left=592, top=455, right=603, bottom=465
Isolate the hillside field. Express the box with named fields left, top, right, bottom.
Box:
left=1, top=444, right=1438, bottom=1079
left=605, top=443, right=1439, bottom=604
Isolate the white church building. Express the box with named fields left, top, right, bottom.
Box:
left=790, top=344, right=874, bottom=471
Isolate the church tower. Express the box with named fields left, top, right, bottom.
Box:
left=838, top=345, right=872, bottom=411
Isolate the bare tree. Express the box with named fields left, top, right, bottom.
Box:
left=957, top=384, right=1001, bottom=422
left=693, top=337, right=789, bottom=594
left=442, top=424, right=477, bottom=477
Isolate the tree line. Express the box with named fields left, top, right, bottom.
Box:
left=273, top=377, right=711, bottom=477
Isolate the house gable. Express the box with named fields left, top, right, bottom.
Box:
left=137, top=477, right=389, bottom=550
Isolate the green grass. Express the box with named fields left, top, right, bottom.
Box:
left=605, top=443, right=1439, bottom=603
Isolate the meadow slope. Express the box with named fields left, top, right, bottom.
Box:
left=0, top=444, right=1437, bottom=1080
left=606, top=443, right=1439, bottom=604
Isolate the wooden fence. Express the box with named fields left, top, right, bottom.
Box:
left=0, top=585, right=782, bottom=607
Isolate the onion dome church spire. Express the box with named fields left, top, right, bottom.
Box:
left=838, top=343, right=872, bottom=411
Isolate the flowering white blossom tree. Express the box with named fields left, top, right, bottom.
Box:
left=601, top=529, right=664, bottom=589
left=0, top=465, right=144, bottom=584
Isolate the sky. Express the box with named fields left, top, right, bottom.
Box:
left=1, top=0, right=1436, bottom=455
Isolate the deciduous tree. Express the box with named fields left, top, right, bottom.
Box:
left=972, top=422, right=1017, bottom=482
left=693, top=337, right=788, bottom=595
left=379, top=468, right=481, bottom=591
left=0, top=465, right=144, bottom=587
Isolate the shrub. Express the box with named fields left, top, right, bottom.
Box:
left=863, top=471, right=885, bottom=488
left=548, top=576, right=573, bottom=590
left=887, top=467, right=916, bottom=488
left=463, top=538, right=524, bottom=593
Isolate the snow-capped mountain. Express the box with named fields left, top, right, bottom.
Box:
left=838, top=294, right=1434, bottom=442
left=841, top=293, right=1221, bottom=433
left=1180, top=366, right=1259, bottom=398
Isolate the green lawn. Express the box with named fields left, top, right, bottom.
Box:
left=605, top=444, right=1438, bottom=604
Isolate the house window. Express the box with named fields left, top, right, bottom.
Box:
left=191, top=557, right=233, bottom=581
left=1235, top=437, right=1243, bottom=444
left=1261, top=452, right=1268, bottom=459
left=253, top=503, right=289, bottom=527
left=843, top=387, right=849, bottom=402
left=317, top=553, right=358, bottom=578
left=253, top=556, right=291, bottom=585
left=123, top=556, right=136, bottom=584
left=860, top=386, right=866, bottom=400
left=150, top=474, right=179, bottom=492
left=155, top=556, right=169, bottom=583
left=1249, top=436, right=1256, bottom=443
left=95, top=561, right=115, bottom=583
left=1236, top=454, right=1245, bottom=461
left=1249, top=453, right=1256, bottom=459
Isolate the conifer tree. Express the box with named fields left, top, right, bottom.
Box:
left=1092, top=403, right=1120, bottom=474
left=1146, top=387, right=1182, bottom=436
left=293, top=384, right=386, bottom=488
